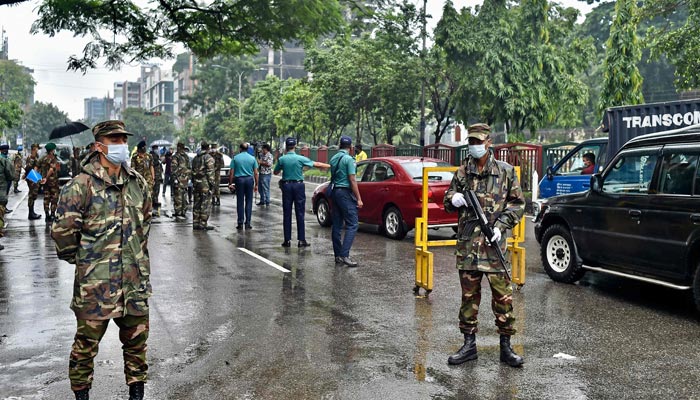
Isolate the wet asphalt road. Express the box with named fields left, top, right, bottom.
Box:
left=1, top=178, right=699, bottom=400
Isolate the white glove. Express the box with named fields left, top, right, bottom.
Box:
left=451, top=192, right=468, bottom=208
left=489, top=227, right=502, bottom=244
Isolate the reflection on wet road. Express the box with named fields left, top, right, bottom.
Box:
left=1, top=180, right=698, bottom=399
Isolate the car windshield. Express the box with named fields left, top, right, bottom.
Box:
left=403, top=161, right=454, bottom=181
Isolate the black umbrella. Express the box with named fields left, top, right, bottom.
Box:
left=49, top=121, right=91, bottom=140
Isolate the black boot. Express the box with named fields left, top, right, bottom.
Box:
left=28, top=207, right=42, bottom=220
left=45, top=214, right=52, bottom=223
left=499, top=335, right=524, bottom=367
left=128, top=381, right=144, bottom=400
left=73, top=388, right=89, bottom=400
left=448, top=333, right=477, bottom=365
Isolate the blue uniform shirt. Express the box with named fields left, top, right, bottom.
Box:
left=274, top=151, right=314, bottom=181
left=329, top=149, right=356, bottom=188
left=231, top=152, right=258, bottom=177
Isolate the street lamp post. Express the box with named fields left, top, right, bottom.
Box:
left=237, top=71, right=243, bottom=120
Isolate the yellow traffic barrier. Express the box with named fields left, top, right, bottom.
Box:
left=414, top=166, right=526, bottom=296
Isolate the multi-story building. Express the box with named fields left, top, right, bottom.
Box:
left=112, top=81, right=142, bottom=119
left=251, top=44, right=308, bottom=86
left=173, top=53, right=197, bottom=128
left=140, top=65, right=174, bottom=116
left=84, top=96, right=113, bottom=125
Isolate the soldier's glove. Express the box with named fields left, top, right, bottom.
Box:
left=451, top=192, right=468, bottom=208
left=487, top=227, right=502, bottom=244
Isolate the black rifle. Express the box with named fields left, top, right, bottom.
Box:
left=464, top=190, right=511, bottom=281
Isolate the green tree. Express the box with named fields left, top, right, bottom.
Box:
left=122, top=108, right=177, bottom=147
left=643, top=0, right=699, bottom=89
left=0, top=101, right=22, bottom=132
left=597, top=0, right=644, bottom=115
left=14, top=101, right=68, bottom=146
left=274, top=79, right=328, bottom=145
left=423, top=46, right=459, bottom=143
left=242, top=76, right=285, bottom=145
left=436, top=0, right=593, bottom=137
left=184, top=56, right=258, bottom=114
left=20, top=0, right=343, bottom=72
left=0, top=60, right=35, bottom=104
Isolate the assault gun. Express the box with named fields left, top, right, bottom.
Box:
left=465, top=190, right=511, bottom=281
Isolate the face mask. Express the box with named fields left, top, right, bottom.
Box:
left=0, top=153, right=6, bottom=159
left=469, top=144, right=487, bottom=159
left=103, top=144, right=129, bottom=165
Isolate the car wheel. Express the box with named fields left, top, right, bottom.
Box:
left=382, top=206, right=407, bottom=240
left=540, top=224, right=585, bottom=283
left=316, top=198, right=332, bottom=227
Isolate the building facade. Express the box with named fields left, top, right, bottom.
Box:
left=84, top=97, right=113, bottom=125
left=141, top=65, right=174, bottom=116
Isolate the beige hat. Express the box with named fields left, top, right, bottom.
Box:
left=467, top=123, right=491, bottom=141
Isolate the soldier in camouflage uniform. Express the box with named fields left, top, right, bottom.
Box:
left=51, top=120, right=151, bottom=400
left=131, top=140, right=154, bottom=191
left=443, top=123, right=526, bottom=368
left=71, top=146, right=82, bottom=178
left=171, top=142, right=191, bottom=220
left=210, top=143, right=224, bottom=206
left=0, top=144, right=16, bottom=251
left=191, top=141, right=216, bottom=230
left=24, top=143, right=42, bottom=220
left=39, top=142, right=61, bottom=222
left=12, top=145, right=23, bottom=193
left=150, top=145, right=163, bottom=216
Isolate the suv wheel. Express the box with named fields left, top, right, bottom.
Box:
left=540, top=224, right=585, bottom=283
left=315, top=198, right=331, bottom=227
left=382, top=206, right=407, bottom=240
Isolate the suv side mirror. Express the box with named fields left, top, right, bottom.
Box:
left=546, top=166, right=553, bottom=180
left=590, top=173, right=603, bottom=193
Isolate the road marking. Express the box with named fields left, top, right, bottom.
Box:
left=237, top=247, right=290, bottom=273
left=5, top=190, right=29, bottom=228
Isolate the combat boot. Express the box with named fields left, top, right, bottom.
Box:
left=28, top=207, right=42, bottom=220
left=73, top=388, right=89, bottom=400
left=45, top=214, right=52, bottom=223
left=448, top=333, right=477, bottom=365
left=128, top=382, right=144, bottom=400
left=499, top=335, right=524, bottom=367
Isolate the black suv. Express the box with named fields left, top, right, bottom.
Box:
left=534, top=125, right=700, bottom=311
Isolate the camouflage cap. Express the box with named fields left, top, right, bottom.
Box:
left=467, top=123, right=491, bottom=141
left=92, top=120, right=133, bottom=139
left=177, top=142, right=185, bottom=148
left=31, top=143, right=40, bottom=150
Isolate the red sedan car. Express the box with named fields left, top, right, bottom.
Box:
left=311, top=156, right=457, bottom=240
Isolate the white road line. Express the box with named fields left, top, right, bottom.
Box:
left=5, top=190, right=29, bottom=228
left=237, top=247, right=290, bottom=273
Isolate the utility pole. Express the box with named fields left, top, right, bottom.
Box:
left=419, top=0, right=427, bottom=147
left=237, top=71, right=243, bottom=120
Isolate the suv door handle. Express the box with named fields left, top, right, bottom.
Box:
left=628, top=209, right=642, bottom=218
left=691, top=214, right=700, bottom=224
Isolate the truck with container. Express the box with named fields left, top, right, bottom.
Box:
left=537, top=98, right=700, bottom=202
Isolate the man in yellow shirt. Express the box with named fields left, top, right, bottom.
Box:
left=354, top=144, right=367, bottom=162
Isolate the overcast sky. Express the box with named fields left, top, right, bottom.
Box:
left=0, top=0, right=595, bottom=121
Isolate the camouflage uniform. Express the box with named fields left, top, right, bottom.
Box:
left=51, top=154, right=152, bottom=392
left=191, top=150, right=216, bottom=228
left=150, top=150, right=163, bottom=212
left=25, top=147, right=42, bottom=217
left=12, top=152, right=23, bottom=192
left=131, top=152, right=154, bottom=189
left=171, top=146, right=191, bottom=218
left=38, top=152, right=61, bottom=219
left=444, top=152, right=525, bottom=335
left=0, top=153, right=16, bottom=241
left=211, top=149, right=224, bottom=205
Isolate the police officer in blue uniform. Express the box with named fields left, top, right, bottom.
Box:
left=274, top=137, right=329, bottom=247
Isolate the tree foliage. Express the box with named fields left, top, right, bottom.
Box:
left=0, top=60, right=35, bottom=105
left=12, top=102, right=68, bottom=146
left=0, top=100, right=23, bottom=132
left=436, top=0, right=594, bottom=137
left=26, top=0, right=344, bottom=72
left=122, top=108, right=177, bottom=147
left=643, top=0, right=699, bottom=89
left=597, top=0, right=644, bottom=115
left=184, top=55, right=257, bottom=114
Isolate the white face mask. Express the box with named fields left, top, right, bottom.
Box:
left=468, top=144, right=487, bottom=159
left=103, top=143, right=129, bottom=165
